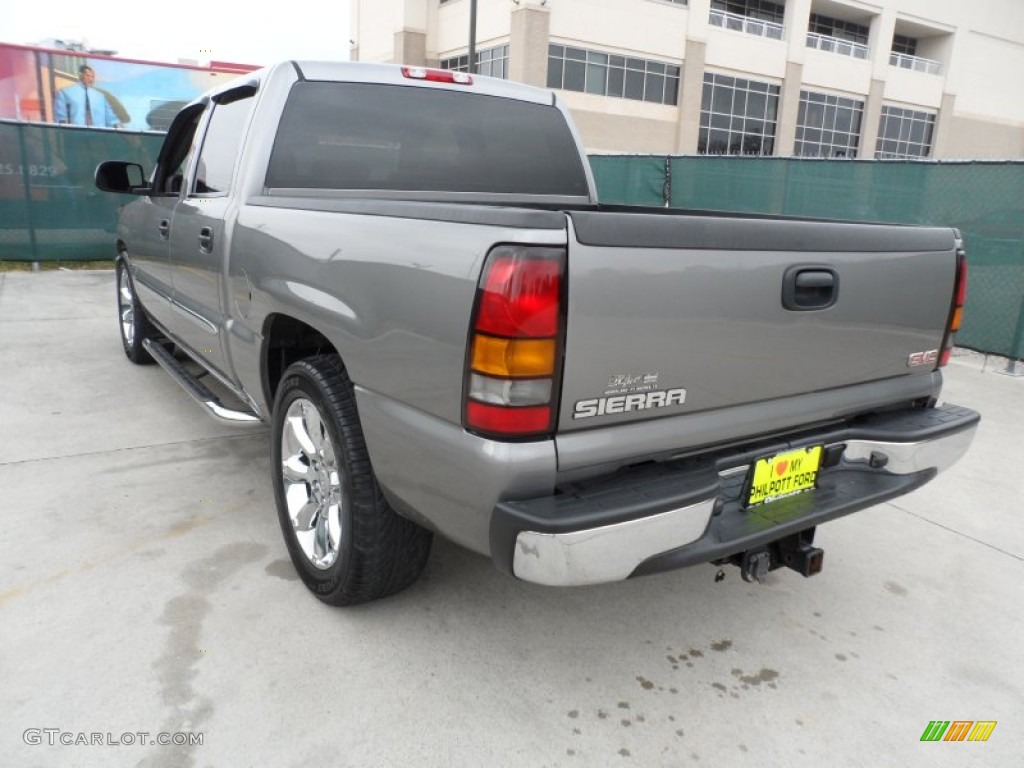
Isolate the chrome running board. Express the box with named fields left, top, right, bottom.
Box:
left=142, top=339, right=262, bottom=426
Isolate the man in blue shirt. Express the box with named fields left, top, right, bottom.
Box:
left=54, top=65, right=121, bottom=128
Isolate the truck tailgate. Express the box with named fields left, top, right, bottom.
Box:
left=558, top=210, right=958, bottom=433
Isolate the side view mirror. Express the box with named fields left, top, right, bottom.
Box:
left=95, top=161, right=149, bottom=194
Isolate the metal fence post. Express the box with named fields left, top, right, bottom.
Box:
left=996, top=296, right=1024, bottom=376
left=663, top=155, right=672, bottom=207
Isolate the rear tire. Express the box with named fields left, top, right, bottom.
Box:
left=270, top=354, right=433, bottom=605
left=116, top=260, right=157, bottom=364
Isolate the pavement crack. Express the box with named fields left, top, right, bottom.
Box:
left=888, top=502, right=1023, bottom=562
left=0, top=315, right=110, bottom=323
left=0, top=432, right=266, bottom=469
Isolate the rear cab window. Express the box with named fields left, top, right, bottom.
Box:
left=265, top=82, right=589, bottom=198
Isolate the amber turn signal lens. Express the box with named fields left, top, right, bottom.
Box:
left=471, top=335, right=556, bottom=378
left=950, top=307, right=963, bottom=332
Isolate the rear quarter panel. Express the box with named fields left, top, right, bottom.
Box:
left=228, top=202, right=568, bottom=423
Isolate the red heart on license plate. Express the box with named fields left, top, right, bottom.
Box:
left=775, top=460, right=789, bottom=476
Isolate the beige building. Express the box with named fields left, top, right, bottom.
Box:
left=350, top=0, right=1024, bottom=158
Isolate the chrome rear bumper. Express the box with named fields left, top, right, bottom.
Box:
left=497, top=404, right=979, bottom=587
left=514, top=500, right=716, bottom=587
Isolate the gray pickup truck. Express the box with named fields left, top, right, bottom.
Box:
left=96, top=61, right=978, bottom=605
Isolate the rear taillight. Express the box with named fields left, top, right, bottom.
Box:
left=464, top=245, right=566, bottom=439
left=938, top=249, right=967, bottom=367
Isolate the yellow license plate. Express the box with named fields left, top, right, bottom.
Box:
left=747, top=446, right=823, bottom=507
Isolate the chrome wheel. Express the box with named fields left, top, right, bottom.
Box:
left=271, top=355, right=433, bottom=605
left=118, top=268, right=135, bottom=346
left=281, top=397, right=343, bottom=570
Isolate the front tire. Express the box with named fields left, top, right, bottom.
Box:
left=271, top=355, right=432, bottom=605
left=116, top=260, right=156, bottom=364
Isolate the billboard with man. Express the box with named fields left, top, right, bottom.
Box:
left=0, top=42, right=257, bottom=131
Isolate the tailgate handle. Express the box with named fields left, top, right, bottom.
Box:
left=783, top=267, right=838, bottom=311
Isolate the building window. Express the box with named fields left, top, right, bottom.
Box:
left=547, top=45, right=680, bottom=106
left=795, top=91, right=864, bottom=158
left=711, top=0, right=785, bottom=25
left=440, top=44, right=509, bottom=79
left=698, top=72, right=780, bottom=155
left=889, top=33, right=940, bottom=73
left=875, top=105, right=936, bottom=159
left=710, top=0, right=785, bottom=39
left=808, top=13, right=868, bottom=45
left=891, top=34, right=917, bottom=55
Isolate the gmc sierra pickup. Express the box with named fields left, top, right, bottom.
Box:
left=95, top=61, right=978, bottom=605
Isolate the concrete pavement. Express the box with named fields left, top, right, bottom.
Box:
left=1, top=270, right=1021, bottom=768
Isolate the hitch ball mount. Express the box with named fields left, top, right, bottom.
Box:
left=718, top=529, right=824, bottom=584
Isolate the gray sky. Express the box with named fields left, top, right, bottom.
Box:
left=1, top=0, right=351, bottom=67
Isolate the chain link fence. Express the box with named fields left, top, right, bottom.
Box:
left=0, top=120, right=162, bottom=261
left=2, top=124, right=1021, bottom=359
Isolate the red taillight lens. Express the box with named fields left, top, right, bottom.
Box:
left=954, top=257, right=968, bottom=315
left=465, top=402, right=553, bottom=436
left=465, top=246, right=566, bottom=440
left=475, top=256, right=561, bottom=338
left=938, top=249, right=967, bottom=368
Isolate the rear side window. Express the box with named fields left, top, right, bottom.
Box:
left=265, top=82, right=589, bottom=197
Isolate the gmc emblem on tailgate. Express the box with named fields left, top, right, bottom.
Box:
left=908, top=349, right=939, bottom=367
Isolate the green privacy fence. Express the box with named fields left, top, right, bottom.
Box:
left=0, top=120, right=163, bottom=261
left=592, top=155, right=1024, bottom=360
left=2, top=121, right=1021, bottom=358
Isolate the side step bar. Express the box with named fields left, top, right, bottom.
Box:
left=142, top=339, right=263, bottom=426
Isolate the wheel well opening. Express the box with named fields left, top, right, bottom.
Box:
left=263, top=315, right=337, bottom=404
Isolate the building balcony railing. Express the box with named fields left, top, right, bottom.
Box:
left=709, top=9, right=785, bottom=41
left=889, top=51, right=941, bottom=75
left=806, top=32, right=869, bottom=60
